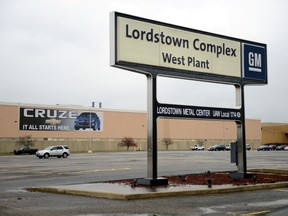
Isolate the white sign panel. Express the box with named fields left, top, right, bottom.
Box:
left=111, top=12, right=241, bottom=78
left=111, top=12, right=267, bottom=84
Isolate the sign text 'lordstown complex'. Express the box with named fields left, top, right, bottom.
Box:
left=111, top=12, right=267, bottom=84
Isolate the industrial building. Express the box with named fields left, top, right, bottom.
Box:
left=0, top=102, right=264, bottom=154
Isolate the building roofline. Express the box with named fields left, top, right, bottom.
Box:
left=0, top=101, right=146, bottom=114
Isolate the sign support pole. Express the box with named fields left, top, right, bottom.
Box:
left=236, top=84, right=247, bottom=173
left=147, top=74, right=157, bottom=179
left=136, top=73, right=168, bottom=186
left=230, top=84, right=255, bottom=179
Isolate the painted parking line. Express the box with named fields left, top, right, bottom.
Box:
left=275, top=188, right=288, bottom=192
left=241, top=210, right=271, bottom=216
left=0, top=175, right=31, bottom=180
left=0, top=168, right=131, bottom=179
left=61, top=167, right=131, bottom=174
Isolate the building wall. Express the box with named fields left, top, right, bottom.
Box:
left=0, top=104, right=18, bottom=138
left=0, top=103, right=262, bottom=153
left=261, top=123, right=288, bottom=144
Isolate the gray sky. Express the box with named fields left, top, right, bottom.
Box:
left=0, top=0, right=287, bottom=123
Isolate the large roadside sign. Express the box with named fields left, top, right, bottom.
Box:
left=110, top=11, right=268, bottom=185
left=110, top=12, right=267, bottom=85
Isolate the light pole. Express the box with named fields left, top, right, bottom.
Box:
left=88, top=112, right=92, bottom=153
left=88, top=102, right=102, bottom=153
left=92, top=102, right=102, bottom=108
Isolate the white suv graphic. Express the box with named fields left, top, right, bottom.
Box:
left=36, top=145, right=70, bottom=159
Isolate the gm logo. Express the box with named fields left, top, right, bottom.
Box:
left=248, top=52, right=262, bottom=72
left=243, top=43, right=267, bottom=82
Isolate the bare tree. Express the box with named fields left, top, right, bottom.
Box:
left=162, top=138, right=173, bottom=150
left=196, top=139, right=206, bottom=145
left=118, top=137, right=137, bottom=151
left=17, top=135, right=34, bottom=147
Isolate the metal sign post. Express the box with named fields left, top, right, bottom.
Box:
left=230, top=84, right=255, bottom=179
left=236, top=84, right=247, bottom=172
left=137, top=73, right=168, bottom=186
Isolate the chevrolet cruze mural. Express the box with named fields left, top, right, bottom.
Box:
left=19, top=107, right=103, bottom=132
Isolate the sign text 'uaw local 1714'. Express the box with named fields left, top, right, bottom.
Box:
left=110, top=12, right=267, bottom=85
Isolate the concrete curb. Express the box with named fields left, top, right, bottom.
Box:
left=28, top=187, right=130, bottom=200
left=248, top=169, right=288, bottom=175
left=27, top=181, right=288, bottom=200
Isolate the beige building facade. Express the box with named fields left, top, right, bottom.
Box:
left=261, top=123, right=288, bottom=145
left=0, top=102, right=262, bottom=153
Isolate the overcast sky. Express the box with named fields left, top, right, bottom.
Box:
left=0, top=0, right=287, bottom=123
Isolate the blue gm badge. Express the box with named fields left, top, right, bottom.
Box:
left=242, top=43, right=267, bottom=83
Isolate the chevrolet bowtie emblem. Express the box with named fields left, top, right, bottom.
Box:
left=45, top=119, right=61, bottom=125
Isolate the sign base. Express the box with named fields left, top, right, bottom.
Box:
left=136, top=177, right=168, bottom=186
left=229, top=172, right=256, bottom=179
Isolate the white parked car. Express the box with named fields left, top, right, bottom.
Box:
left=246, top=144, right=252, bottom=150
left=36, top=145, right=70, bottom=159
left=225, top=144, right=231, bottom=150
left=191, top=144, right=205, bottom=151
left=284, top=146, right=288, bottom=151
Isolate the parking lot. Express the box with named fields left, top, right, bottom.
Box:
left=1, top=150, right=288, bottom=215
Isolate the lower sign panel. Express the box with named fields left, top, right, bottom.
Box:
left=156, top=103, right=241, bottom=121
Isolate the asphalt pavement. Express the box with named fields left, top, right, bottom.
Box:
left=1, top=151, right=288, bottom=215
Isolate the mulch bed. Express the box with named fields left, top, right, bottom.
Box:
left=111, top=171, right=288, bottom=188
